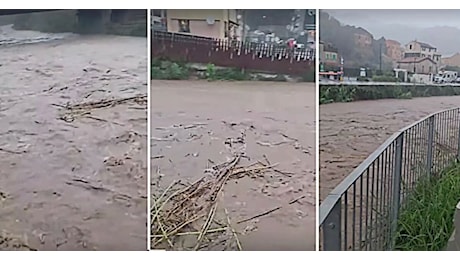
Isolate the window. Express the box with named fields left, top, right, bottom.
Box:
left=409, top=44, right=412, bottom=50
left=422, top=47, right=426, bottom=51
left=332, top=54, right=336, bottom=60
left=429, top=66, right=432, bottom=73
left=178, top=19, right=190, bottom=33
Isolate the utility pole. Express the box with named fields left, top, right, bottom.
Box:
left=379, top=43, right=382, bottom=73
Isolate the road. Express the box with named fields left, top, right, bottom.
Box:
left=151, top=80, right=316, bottom=251
left=320, top=96, right=460, bottom=201
left=0, top=26, right=147, bottom=250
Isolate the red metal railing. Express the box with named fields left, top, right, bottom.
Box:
left=152, top=30, right=315, bottom=76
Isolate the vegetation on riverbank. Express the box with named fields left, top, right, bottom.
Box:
left=394, top=163, right=460, bottom=251
left=320, top=84, right=460, bottom=104
left=151, top=58, right=315, bottom=82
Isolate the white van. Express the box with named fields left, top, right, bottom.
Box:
left=434, top=71, right=458, bottom=83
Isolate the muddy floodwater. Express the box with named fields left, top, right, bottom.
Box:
left=151, top=80, right=316, bottom=251
left=320, top=96, right=460, bottom=201
left=0, top=27, right=147, bottom=250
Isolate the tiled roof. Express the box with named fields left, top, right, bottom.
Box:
left=397, top=57, right=436, bottom=64
left=410, top=40, right=435, bottom=49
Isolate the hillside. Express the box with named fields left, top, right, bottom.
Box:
left=319, top=11, right=393, bottom=70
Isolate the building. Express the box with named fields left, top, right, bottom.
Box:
left=396, top=57, right=437, bottom=74
left=385, top=39, right=403, bottom=62
left=151, top=9, right=167, bottom=31
left=319, top=41, right=340, bottom=69
left=164, top=9, right=239, bottom=39
left=403, top=40, right=442, bottom=65
left=441, top=53, right=460, bottom=67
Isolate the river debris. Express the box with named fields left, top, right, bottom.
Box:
left=0, top=231, right=36, bottom=251
left=151, top=153, right=281, bottom=251
left=56, top=94, right=147, bottom=122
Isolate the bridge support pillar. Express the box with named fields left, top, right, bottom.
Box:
left=76, top=9, right=111, bottom=34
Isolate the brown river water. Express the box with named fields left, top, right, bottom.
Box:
left=0, top=26, right=147, bottom=250
left=320, top=96, right=460, bottom=201
left=151, top=80, right=316, bottom=251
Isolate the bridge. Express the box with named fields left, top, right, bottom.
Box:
left=0, top=10, right=60, bottom=16
left=0, top=9, right=146, bottom=36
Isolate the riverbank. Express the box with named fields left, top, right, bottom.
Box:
left=151, top=59, right=315, bottom=83
left=320, top=84, right=460, bottom=104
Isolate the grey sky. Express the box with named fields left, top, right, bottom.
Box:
left=325, top=10, right=460, bottom=34
left=324, top=10, right=460, bottom=55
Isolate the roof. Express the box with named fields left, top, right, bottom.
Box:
left=386, top=39, right=401, bottom=45
left=409, top=40, right=435, bottom=49
left=397, top=57, right=436, bottom=64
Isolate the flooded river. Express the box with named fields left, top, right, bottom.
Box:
left=0, top=26, right=147, bottom=250
left=320, top=96, right=460, bottom=201
left=151, top=80, right=316, bottom=250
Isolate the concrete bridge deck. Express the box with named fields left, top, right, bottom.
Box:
left=0, top=10, right=59, bottom=16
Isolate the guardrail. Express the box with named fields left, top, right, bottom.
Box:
left=319, top=108, right=460, bottom=250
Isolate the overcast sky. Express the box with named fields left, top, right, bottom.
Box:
left=323, top=10, right=460, bottom=55
left=325, top=9, right=460, bottom=37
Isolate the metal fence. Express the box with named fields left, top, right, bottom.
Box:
left=319, top=108, right=460, bottom=251
left=152, top=30, right=315, bottom=76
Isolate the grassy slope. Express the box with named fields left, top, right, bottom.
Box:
left=394, top=163, right=460, bottom=250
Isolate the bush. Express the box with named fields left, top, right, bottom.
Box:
left=151, top=60, right=190, bottom=80
left=394, top=163, right=460, bottom=251
left=372, top=75, right=399, bottom=82
left=204, top=64, right=250, bottom=81
left=319, top=84, right=460, bottom=104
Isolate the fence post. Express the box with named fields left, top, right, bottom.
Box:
left=426, top=115, right=435, bottom=175
left=323, top=198, right=342, bottom=251
left=390, top=133, right=403, bottom=250
left=457, top=110, right=460, bottom=160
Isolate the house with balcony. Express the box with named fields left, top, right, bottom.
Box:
left=163, top=9, right=239, bottom=39
left=402, top=40, right=442, bottom=65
